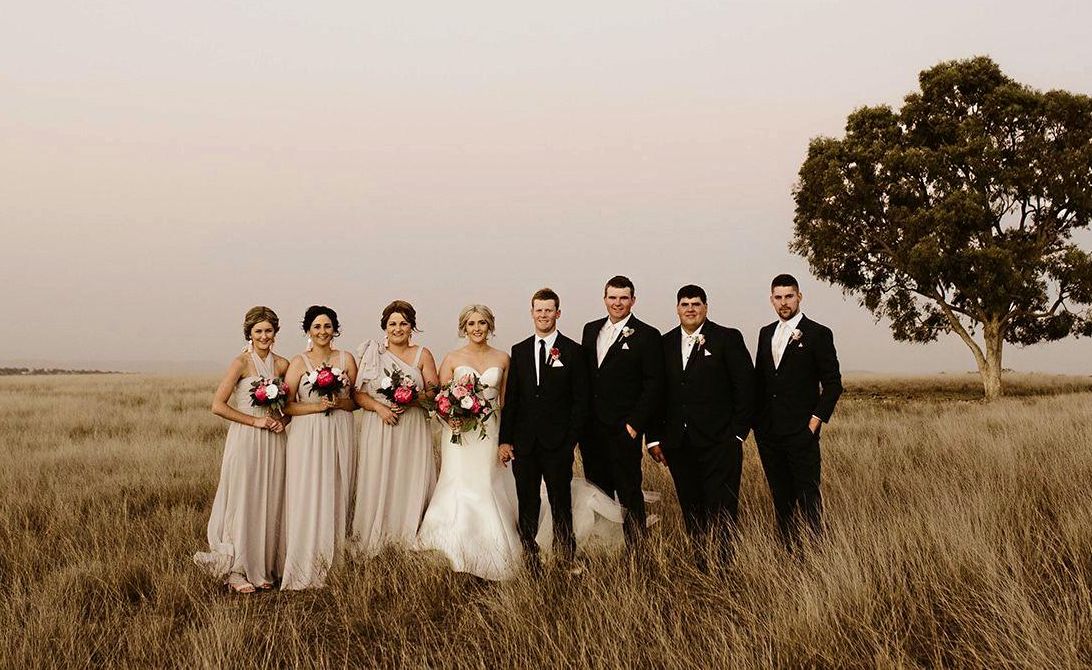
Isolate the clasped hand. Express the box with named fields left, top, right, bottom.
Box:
left=253, top=416, right=284, bottom=433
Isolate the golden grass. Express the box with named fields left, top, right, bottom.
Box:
left=2, top=373, right=1091, bottom=668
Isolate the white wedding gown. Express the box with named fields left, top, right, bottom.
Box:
left=415, top=366, right=631, bottom=580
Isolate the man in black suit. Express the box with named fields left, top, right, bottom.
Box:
left=647, top=285, right=755, bottom=548
left=580, top=275, right=664, bottom=545
left=753, top=274, right=842, bottom=545
left=499, top=287, right=589, bottom=572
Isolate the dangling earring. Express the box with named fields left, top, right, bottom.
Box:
left=306, top=336, right=314, bottom=352
left=246, top=340, right=253, bottom=353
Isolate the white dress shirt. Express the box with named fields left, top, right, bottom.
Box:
left=534, top=330, right=559, bottom=384
left=772, top=312, right=804, bottom=369
left=596, top=314, right=632, bottom=367
left=680, top=321, right=705, bottom=370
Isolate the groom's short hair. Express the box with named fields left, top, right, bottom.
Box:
left=771, top=274, right=800, bottom=292
left=531, top=287, right=560, bottom=309
left=676, top=284, right=707, bottom=304
left=604, top=275, right=635, bottom=297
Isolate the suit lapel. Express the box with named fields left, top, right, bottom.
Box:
left=600, top=316, right=637, bottom=369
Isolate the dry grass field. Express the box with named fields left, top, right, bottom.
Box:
left=2, top=373, right=1092, bottom=668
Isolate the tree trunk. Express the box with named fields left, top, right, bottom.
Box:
left=978, top=319, right=1005, bottom=401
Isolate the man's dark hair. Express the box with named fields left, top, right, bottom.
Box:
left=676, top=284, right=707, bottom=304
left=771, top=274, right=800, bottom=292
left=603, top=275, right=635, bottom=297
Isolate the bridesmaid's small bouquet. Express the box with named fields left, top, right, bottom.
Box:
left=432, top=373, right=495, bottom=444
left=305, top=363, right=346, bottom=416
left=249, top=377, right=289, bottom=417
left=378, top=367, right=419, bottom=407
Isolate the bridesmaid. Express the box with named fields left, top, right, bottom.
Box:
left=195, top=306, right=289, bottom=594
left=352, top=300, right=439, bottom=555
left=280, top=305, right=358, bottom=590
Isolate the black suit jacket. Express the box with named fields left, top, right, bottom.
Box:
left=499, top=332, right=589, bottom=453
left=580, top=315, right=664, bottom=436
left=753, top=315, right=842, bottom=438
left=648, top=320, right=755, bottom=451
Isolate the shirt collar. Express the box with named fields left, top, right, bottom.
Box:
left=536, top=330, right=559, bottom=350
left=602, top=314, right=632, bottom=335
left=681, top=321, right=705, bottom=339
left=778, top=312, right=804, bottom=331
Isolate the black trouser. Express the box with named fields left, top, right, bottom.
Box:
left=757, top=427, right=823, bottom=545
left=513, top=440, right=575, bottom=562
left=665, top=431, right=742, bottom=546
left=582, top=419, right=647, bottom=544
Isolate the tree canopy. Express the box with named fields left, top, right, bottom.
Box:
left=793, top=56, right=1092, bottom=399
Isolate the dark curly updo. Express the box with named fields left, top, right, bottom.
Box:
left=302, top=305, right=341, bottom=335
left=243, top=306, right=280, bottom=340
left=380, top=300, right=419, bottom=332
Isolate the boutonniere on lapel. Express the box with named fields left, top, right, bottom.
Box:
left=549, top=347, right=563, bottom=367
left=619, top=326, right=635, bottom=350
left=790, top=328, right=804, bottom=348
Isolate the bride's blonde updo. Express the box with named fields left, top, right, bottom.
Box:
left=457, top=304, right=496, bottom=339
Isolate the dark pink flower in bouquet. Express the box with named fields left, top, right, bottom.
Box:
left=437, top=395, right=452, bottom=416
left=393, top=386, right=414, bottom=405
left=470, top=396, right=481, bottom=413
left=315, top=368, right=337, bottom=388
left=254, top=385, right=268, bottom=403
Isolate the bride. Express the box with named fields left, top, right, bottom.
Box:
left=415, top=304, right=627, bottom=580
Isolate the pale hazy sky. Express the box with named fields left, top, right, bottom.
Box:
left=3, top=1, right=1090, bottom=373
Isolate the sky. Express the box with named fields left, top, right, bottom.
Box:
left=2, top=0, right=1090, bottom=373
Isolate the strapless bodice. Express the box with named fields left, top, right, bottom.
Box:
left=452, top=365, right=502, bottom=389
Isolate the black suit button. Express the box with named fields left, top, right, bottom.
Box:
left=772, top=393, right=777, bottom=398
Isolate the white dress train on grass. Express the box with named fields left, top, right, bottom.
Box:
left=415, top=366, right=635, bottom=581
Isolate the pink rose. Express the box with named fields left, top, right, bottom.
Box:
left=437, top=395, right=452, bottom=416
left=452, top=384, right=468, bottom=399
left=254, top=385, right=268, bottom=402
left=315, top=368, right=336, bottom=388
left=393, top=386, right=413, bottom=405
left=471, top=396, right=481, bottom=413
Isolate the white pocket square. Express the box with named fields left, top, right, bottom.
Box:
left=551, top=360, right=564, bottom=367
left=621, top=343, right=630, bottom=350
left=703, top=349, right=712, bottom=357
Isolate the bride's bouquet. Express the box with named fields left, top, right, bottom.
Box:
left=377, top=366, right=420, bottom=407
left=432, top=373, right=495, bottom=444
left=249, top=377, right=289, bottom=417
left=304, top=363, right=347, bottom=416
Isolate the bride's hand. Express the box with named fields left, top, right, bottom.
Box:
left=498, top=443, right=514, bottom=467
left=446, top=417, right=462, bottom=432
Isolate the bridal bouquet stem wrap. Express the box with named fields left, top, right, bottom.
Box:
left=304, top=363, right=346, bottom=416
left=431, top=372, right=495, bottom=444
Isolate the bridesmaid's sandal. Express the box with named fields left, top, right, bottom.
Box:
left=255, top=582, right=275, bottom=591
left=227, top=574, right=256, bottom=594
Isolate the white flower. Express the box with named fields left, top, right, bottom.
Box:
left=265, top=384, right=279, bottom=399
left=331, top=367, right=343, bottom=377
left=307, top=371, right=319, bottom=384
left=790, top=329, right=803, bottom=341
left=380, top=376, right=393, bottom=389
left=460, top=395, right=475, bottom=410
left=481, top=386, right=498, bottom=400
left=622, top=327, right=635, bottom=338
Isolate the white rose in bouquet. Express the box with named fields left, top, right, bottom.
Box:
left=265, top=384, right=279, bottom=399
left=307, top=371, right=319, bottom=384
left=380, top=376, right=393, bottom=389
left=460, top=395, right=475, bottom=410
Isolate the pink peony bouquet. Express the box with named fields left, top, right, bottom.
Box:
left=304, top=363, right=347, bottom=416
left=377, top=366, right=420, bottom=407
left=249, top=377, right=289, bottom=417
left=431, top=372, right=495, bottom=444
